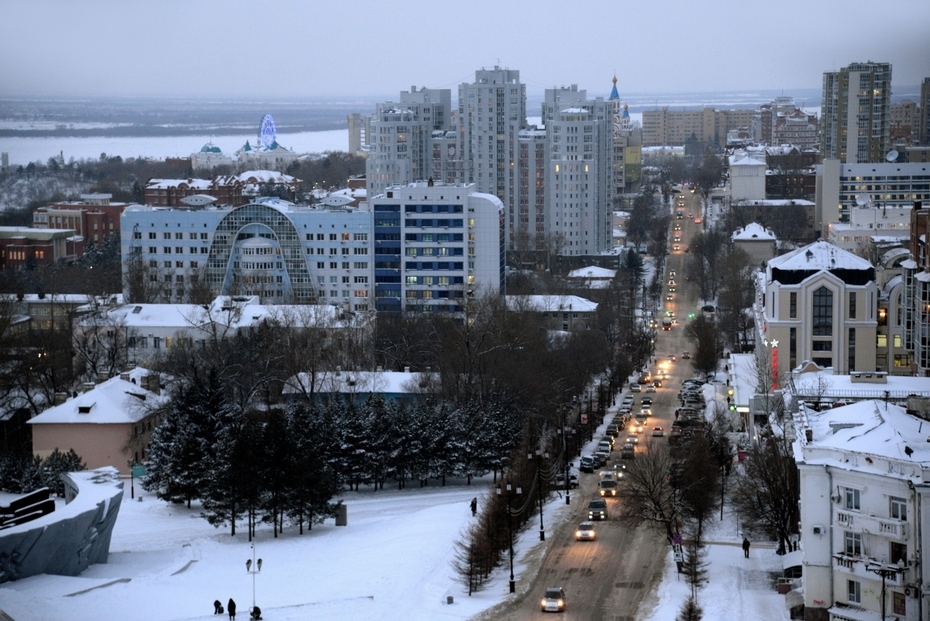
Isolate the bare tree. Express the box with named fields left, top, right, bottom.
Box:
left=616, top=443, right=681, bottom=542
left=730, top=434, right=799, bottom=555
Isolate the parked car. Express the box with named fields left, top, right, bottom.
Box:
left=541, top=587, right=567, bottom=613
left=588, top=498, right=608, bottom=520
left=579, top=456, right=595, bottom=473
left=554, top=470, right=580, bottom=488
left=575, top=522, right=596, bottom=541
left=593, top=450, right=609, bottom=466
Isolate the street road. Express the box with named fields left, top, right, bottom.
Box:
left=481, top=190, right=706, bottom=620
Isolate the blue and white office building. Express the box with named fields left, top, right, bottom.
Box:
left=371, top=182, right=504, bottom=314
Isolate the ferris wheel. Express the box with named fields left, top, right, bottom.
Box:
left=259, top=114, right=277, bottom=148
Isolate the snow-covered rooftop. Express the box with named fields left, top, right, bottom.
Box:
left=283, top=370, right=436, bottom=397
left=27, top=368, right=164, bottom=425
left=505, top=295, right=598, bottom=313
left=567, top=266, right=616, bottom=279
left=732, top=222, right=776, bottom=241
left=798, top=400, right=930, bottom=470
left=767, top=240, right=873, bottom=272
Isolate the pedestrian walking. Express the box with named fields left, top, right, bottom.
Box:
left=214, top=599, right=223, bottom=614
left=470, top=497, right=477, bottom=516
left=742, top=537, right=751, bottom=558
left=228, top=598, right=237, bottom=620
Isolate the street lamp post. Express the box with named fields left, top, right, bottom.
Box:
left=561, top=405, right=571, bottom=506
left=245, top=542, right=262, bottom=618
left=529, top=450, right=549, bottom=541
left=496, top=481, right=522, bottom=594
left=865, top=560, right=905, bottom=621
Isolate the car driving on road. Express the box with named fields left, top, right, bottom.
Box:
left=541, top=587, right=567, bottom=612
left=588, top=498, right=608, bottom=520
left=575, top=522, right=596, bottom=541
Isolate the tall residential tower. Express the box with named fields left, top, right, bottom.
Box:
left=821, top=62, right=892, bottom=163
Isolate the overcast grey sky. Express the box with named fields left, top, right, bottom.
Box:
left=3, top=0, right=929, bottom=101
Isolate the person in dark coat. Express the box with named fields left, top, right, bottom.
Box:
left=470, top=497, right=477, bottom=516
left=742, top=537, right=751, bottom=558
left=214, top=599, right=223, bottom=614
left=228, top=598, right=236, bottom=620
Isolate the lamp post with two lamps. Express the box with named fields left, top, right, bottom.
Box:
left=527, top=449, right=549, bottom=541
left=865, top=559, right=905, bottom=621
left=245, top=542, right=263, bottom=620
left=496, top=481, right=522, bottom=594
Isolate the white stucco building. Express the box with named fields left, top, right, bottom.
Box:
left=728, top=151, right=767, bottom=201
left=794, top=398, right=930, bottom=621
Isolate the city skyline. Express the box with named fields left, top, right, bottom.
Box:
left=2, top=0, right=929, bottom=101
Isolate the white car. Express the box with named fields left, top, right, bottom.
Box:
left=645, top=384, right=656, bottom=393
left=541, top=587, right=567, bottom=612
left=575, top=522, right=596, bottom=541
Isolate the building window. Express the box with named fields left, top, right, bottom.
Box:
left=849, top=292, right=857, bottom=319
left=845, top=488, right=860, bottom=510
left=844, top=531, right=862, bottom=556
left=848, top=328, right=856, bottom=371
left=847, top=580, right=861, bottom=603
left=812, top=286, right=833, bottom=336
left=789, top=328, right=797, bottom=369
left=789, top=292, right=797, bottom=319
left=890, top=496, right=907, bottom=520
left=891, top=541, right=908, bottom=565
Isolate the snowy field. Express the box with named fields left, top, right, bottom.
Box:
left=0, top=400, right=792, bottom=621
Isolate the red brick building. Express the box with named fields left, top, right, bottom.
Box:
left=0, top=228, right=80, bottom=269
left=145, top=176, right=244, bottom=207
left=32, top=193, right=129, bottom=246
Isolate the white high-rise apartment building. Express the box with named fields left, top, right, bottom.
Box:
left=366, top=87, right=452, bottom=198
left=543, top=86, right=613, bottom=255
left=821, top=62, right=892, bottom=164
left=458, top=67, right=526, bottom=248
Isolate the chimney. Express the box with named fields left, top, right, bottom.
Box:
left=54, top=392, right=68, bottom=406
left=96, top=371, right=109, bottom=384
left=82, top=382, right=96, bottom=393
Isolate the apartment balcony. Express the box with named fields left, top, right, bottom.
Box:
left=836, top=511, right=908, bottom=542
left=833, top=554, right=909, bottom=586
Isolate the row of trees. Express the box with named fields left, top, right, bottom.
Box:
left=141, top=368, right=525, bottom=537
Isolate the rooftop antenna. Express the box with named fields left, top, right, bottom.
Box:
left=886, top=149, right=899, bottom=163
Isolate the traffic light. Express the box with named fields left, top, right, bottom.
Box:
left=729, top=404, right=736, bottom=411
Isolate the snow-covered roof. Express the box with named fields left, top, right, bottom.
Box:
left=567, top=266, right=616, bottom=279
left=283, top=370, right=436, bottom=396
left=790, top=370, right=930, bottom=400
left=799, top=400, right=930, bottom=469
left=95, top=297, right=346, bottom=332
left=767, top=240, right=873, bottom=272
left=146, top=178, right=212, bottom=190
left=27, top=368, right=164, bottom=426
left=729, top=154, right=766, bottom=167
left=505, top=295, right=598, bottom=313
left=236, top=170, right=298, bottom=185
left=732, top=222, right=776, bottom=241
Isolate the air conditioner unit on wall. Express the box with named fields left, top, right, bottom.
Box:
left=812, top=525, right=824, bottom=535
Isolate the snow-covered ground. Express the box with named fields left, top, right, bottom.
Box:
left=0, top=406, right=792, bottom=621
